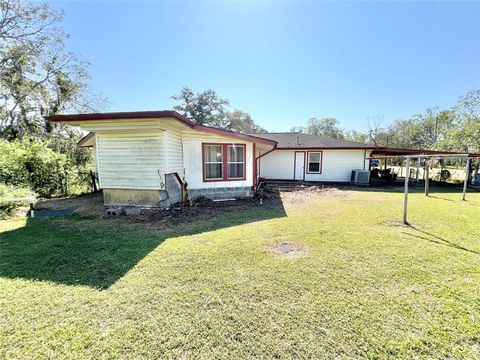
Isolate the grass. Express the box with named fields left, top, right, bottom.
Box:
left=1, top=187, right=480, bottom=359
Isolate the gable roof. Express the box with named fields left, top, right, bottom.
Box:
left=45, top=111, right=277, bottom=146
left=253, top=132, right=376, bottom=149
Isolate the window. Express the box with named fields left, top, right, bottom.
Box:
left=204, top=145, right=223, bottom=180
left=227, top=145, right=245, bottom=179
left=202, top=143, right=246, bottom=181
left=307, top=152, right=322, bottom=173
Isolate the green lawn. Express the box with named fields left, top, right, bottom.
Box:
left=1, top=188, right=480, bottom=359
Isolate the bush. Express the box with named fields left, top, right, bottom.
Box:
left=0, top=183, right=36, bottom=219
left=0, top=139, right=69, bottom=197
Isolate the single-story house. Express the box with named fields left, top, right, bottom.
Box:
left=46, top=110, right=471, bottom=207
left=253, top=132, right=375, bottom=182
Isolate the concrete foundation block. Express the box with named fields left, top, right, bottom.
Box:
left=106, top=207, right=123, bottom=217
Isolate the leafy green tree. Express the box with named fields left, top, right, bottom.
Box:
left=295, top=117, right=345, bottom=139
left=0, top=0, right=104, bottom=140
left=172, top=87, right=230, bottom=128
left=227, top=109, right=267, bottom=134
left=171, top=87, right=266, bottom=132
left=344, top=130, right=369, bottom=143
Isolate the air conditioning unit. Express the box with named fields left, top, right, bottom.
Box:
left=351, top=169, right=370, bottom=185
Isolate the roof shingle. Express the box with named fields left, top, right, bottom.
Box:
left=252, top=132, right=376, bottom=149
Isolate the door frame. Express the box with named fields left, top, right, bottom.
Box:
left=293, top=151, right=306, bottom=181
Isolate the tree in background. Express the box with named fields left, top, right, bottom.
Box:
left=171, top=87, right=266, bottom=133
left=290, top=117, right=345, bottom=139
left=437, top=90, right=480, bottom=179
left=172, top=87, right=229, bottom=128
left=0, top=0, right=103, bottom=198
left=344, top=130, right=369, bottom=143
left=227, top=109, right=267, bottom=134
left=0, top=0, right=104, bottom=141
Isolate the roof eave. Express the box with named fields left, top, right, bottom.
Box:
left=46, top=111, right=277, bottom=147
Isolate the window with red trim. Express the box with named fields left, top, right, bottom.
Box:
left=204, top=145, right=223, bottom=180
left=203, top=143, right=246, bottom=181
left=307, top=152, right=322, bottom=173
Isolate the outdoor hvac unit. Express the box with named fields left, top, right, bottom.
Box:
left=351, top=169, right=370, bottom=185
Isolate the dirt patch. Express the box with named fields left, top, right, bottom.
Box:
left=261, top=186, right=355, bottom=208
left=35, top=192, right=105, bottom=217
left=35, top=192, right=281, bottom=231
left=126, top=197, right=270, bottom=230
left=32, top=186, right=354, bottom=231
left=268, top=241, right=308, bottom=259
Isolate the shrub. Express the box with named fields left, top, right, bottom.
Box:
left=0, top=139, right=69, bottom=197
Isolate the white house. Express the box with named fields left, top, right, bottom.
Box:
left=254, top=133, right=375, bottom=182
left=46, top=110, right=379, bottom=207
left=47, top=111, right=276, bottom=207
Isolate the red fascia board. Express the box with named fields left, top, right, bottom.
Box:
left=275, top=146, right=377, bottom=150
left=45, top=111, right=277, bottom=146
left=372, top=147, right=477, bottom=156
left=196, top=126, right=276, bottom=146
left=45, top=110, right=197, bottom=128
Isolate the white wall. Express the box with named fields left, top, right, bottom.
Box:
left=165, top=128, right=184, bottom=176
left=182, top=131, right=253, bottom=189
left=258, top=150, right=295, bottom=180
left=96, top=131, right=166, bottom=189
left=259, top=149, right=369, bottom=182
left=90, top=118, right=256, bottom=191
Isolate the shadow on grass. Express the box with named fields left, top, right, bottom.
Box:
left=428, top=195, right=455, bottom=202
left=401, top=225, right=480, bottom=256
left=0, top=201, right=286, bottom=289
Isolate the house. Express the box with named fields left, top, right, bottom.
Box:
left=253, top=133, right=375, bottom=182
left=47, top=111, right=276, bottom=207
left=46, top=110, right=469, bottom=208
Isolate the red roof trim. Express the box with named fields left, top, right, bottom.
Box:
left=45, top=110, right=197, bottom=127
left=372, top=147, right=479, bottom=156
left=275, top=146, right=377, bottom=150
left=46, top=111, right=277, bottom=146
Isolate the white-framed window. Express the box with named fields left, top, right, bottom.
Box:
left=307, top=152, right=322, bottom=173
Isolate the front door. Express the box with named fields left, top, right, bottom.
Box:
left=294, top=151, right=305, bottom=180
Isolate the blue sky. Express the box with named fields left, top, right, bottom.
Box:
left=51, top=1, right=480, bottom=132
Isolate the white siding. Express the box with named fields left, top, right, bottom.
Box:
left=182, top=132, right=253, bottom=189
left=304, top=150, right=366, bottom=182
left=259, top=150, right=295, bottom=180
left=165, top=129, right=184, bottom=175
left=260, top=149, right=368, bottom=182
left=96, top=131, right=166, bottom=189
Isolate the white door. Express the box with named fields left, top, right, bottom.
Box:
left=294, top=151, right=305, bottom=180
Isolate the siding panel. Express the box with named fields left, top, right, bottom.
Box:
left=260, top=149, right=368, bottom=182
left=97, top=131, right=166, bottom=189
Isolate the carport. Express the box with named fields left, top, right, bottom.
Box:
left=368, top=148, right=480, bottom=224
